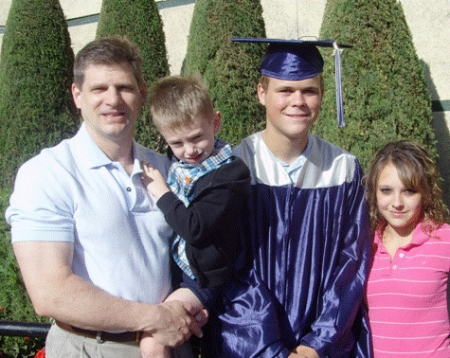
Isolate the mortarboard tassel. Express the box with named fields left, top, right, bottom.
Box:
left=333, top=42, right=345, bottom=128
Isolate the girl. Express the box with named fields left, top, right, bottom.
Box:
left=364, top=140, right=450, bottom=357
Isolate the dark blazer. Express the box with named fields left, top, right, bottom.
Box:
left=157, top=156, right=251, bottom=289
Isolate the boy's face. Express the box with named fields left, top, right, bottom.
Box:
left=257, top=74, right=323, bottom=142
left=159, top=112, right=221, bottom=164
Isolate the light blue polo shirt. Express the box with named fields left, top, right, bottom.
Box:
left=6, top=123, right=173, bottom=304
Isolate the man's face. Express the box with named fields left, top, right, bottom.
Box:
left=257, top=74, right=323, bottom=142
left=72, top=62, right=146, bottom=144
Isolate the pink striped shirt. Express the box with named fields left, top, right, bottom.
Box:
left=366, top=221, right=450, bottom=357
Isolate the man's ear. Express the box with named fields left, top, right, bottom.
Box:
left=257, top=83, right=266, bottom=106
left=72, top=83, right=82, bottom=109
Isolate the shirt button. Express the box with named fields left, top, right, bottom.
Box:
left=393, top=265, right=398, bottom=270
left=126, top=187, right=132, bottom=192
left=399, top=253, right=404, bottom=258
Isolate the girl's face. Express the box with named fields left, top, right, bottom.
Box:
left=376, top=163, right=424, bottom=236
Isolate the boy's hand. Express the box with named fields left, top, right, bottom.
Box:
left=140, top=332, right=171, bottom=358
left=141, top=161, right=170, bottom=199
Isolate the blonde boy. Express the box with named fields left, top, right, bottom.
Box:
left=140, top=74, right=251, bottom=358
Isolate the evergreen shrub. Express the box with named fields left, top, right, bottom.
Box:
left=96, top=0, right=170, bottom=152
left=0, top=188, right=47, bottom=358
left=0, top=0, right=78, bottom=188
left=183, top=0, right=267, bottom=146
left=315, top=0, right=437, bottom=171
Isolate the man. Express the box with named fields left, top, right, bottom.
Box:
left=5, top=36, right=203, bottom=358
left=224, top=38, right=372, bottom=357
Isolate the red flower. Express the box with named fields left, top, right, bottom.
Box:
left=34, top=348, right=45, bottom=358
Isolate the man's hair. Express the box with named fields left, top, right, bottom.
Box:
left=73, top=35, right=144, bottom=88
left=363, top=140, right=448, bottom=234
left=148, top=73, right=214, bottom=129
left=259, top=73, right=324, bottom=91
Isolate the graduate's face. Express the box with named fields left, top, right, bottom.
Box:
left=159, top=113, right=221, bottom=164
left=257, top=74, right=323, bottom=141
left=376, top=163, right=423, bottom=236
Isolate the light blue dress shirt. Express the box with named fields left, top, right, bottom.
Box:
left=6, top=123, right=173, bottom=304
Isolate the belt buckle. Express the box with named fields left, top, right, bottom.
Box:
left=96, top=331, right=104, bottom=344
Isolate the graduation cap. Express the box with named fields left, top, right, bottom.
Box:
left=232, top=37, right=352, bottom=128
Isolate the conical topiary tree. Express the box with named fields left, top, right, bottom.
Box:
left=183, top=0, right=267, bottom=146
left=314, top=0, right=437, bottom=171
left=0, top=0, right=78, bottom=188
left=96, top=0, right=170, bottom=152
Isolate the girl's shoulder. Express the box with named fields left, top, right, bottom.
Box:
left=430, top=222, right=450, bottom=242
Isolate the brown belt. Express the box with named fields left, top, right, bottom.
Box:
left=55, top=320, right=142, bottom=343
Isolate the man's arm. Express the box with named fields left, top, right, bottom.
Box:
left=13, top=240, right=203, bottom=347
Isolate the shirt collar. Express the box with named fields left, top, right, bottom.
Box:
left=411, top=220, right=432, bottom=246
left=276, top=132, right=313, bottom=181
left=72, top=122, right=139, bottom=170
left=374, top=219, right=430, bottom=250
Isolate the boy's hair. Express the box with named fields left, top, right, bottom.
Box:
left=149, top=73, right=214, bottom=129
left=363, top=140, right=448, bottom=233
left=73, top=35, right=144, bottom=89
left=259, top=73, right=324, bottom=91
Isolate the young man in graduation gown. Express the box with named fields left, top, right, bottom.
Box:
left=201, top=39, right=372, bottom=358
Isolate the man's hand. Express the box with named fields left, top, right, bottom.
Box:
left=150, top=300, right=203, bottom=347
left=194, top=307, right=208, bottom=327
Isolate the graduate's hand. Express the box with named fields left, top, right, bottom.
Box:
left=289, top=345, right=319, bottom=358
left=141, top=161, right=170, bottom=199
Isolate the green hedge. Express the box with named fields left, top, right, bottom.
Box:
left=183, top=0, right=267, bottom=146
left=0, top=188, right=47, bottom=357
left=96, top=0, right=170, bottom=153
left=315, top=0, right=437, bottom=171
left=0, top=0, right=79, bottom=189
